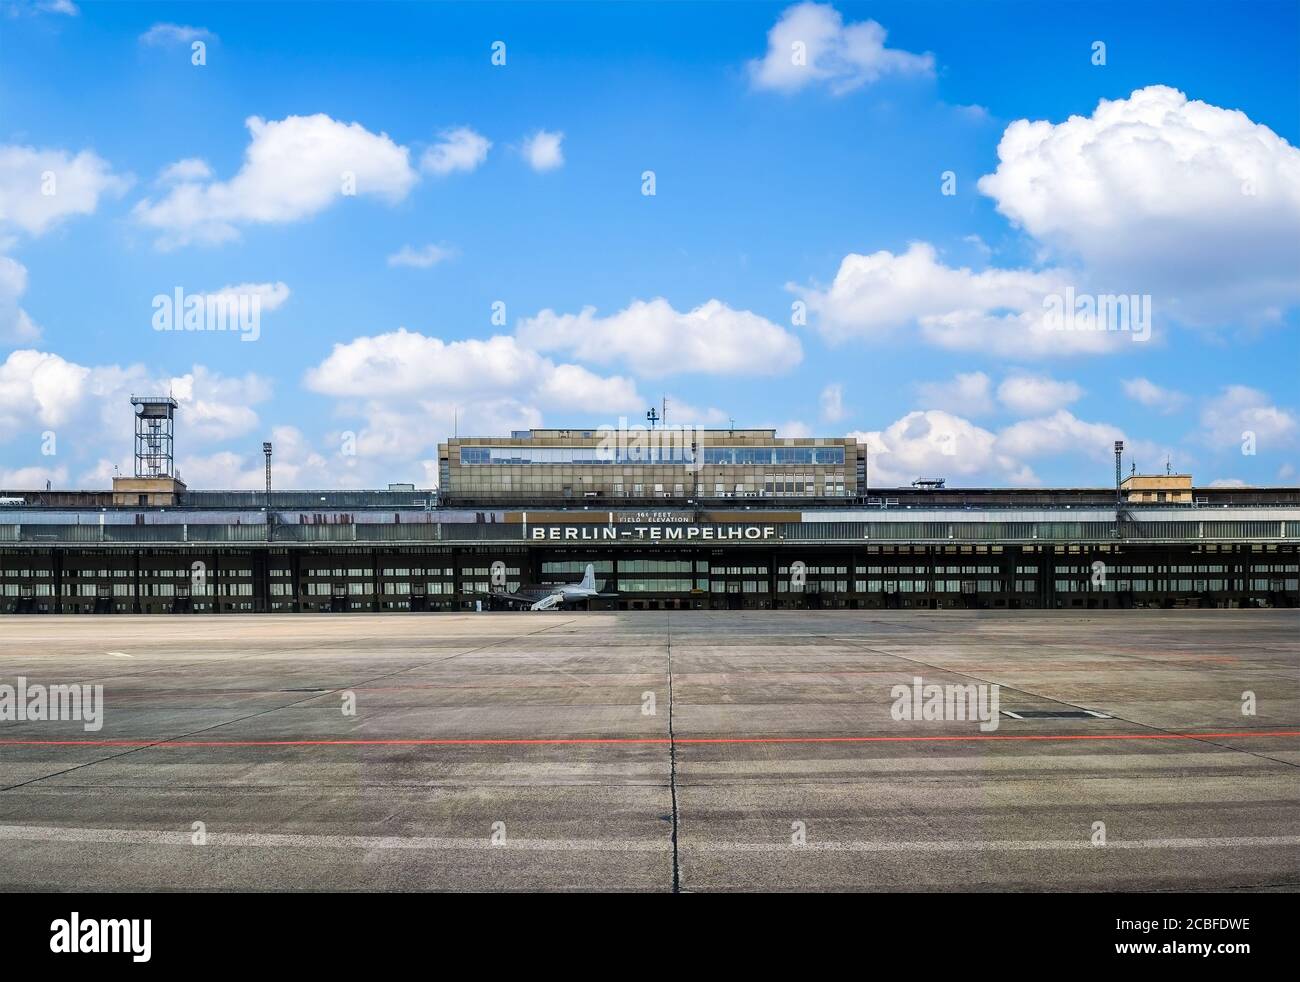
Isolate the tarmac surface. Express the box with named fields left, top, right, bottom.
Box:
left=0, top=610, right=1297, bottom=892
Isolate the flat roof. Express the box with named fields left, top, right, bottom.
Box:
left=4, top=485, right=1300, bottom=513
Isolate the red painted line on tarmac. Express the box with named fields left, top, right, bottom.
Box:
left=0, top=731, right=1297, bottom=748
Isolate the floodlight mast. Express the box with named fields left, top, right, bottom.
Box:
left=1114, top=440, right=1125, bottom=506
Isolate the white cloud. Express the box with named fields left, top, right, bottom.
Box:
left=517, top=298, right=802, bottom=377
left=133, top=114, right=418, bottom=247
left=996, top=410, right=1121, bottom=462
left=169, top=450, right=259, bottom=490
left=0, top=464, right=67, bottom=488
left=420, top=127, right=490, bottom=176
left=0, top=256, right=41, bottom=344
left=0, top=349, right=91, bottom=429
left=852, top=406, right=1176, bottom=489
left=157, top=158, right=212, bottom=184
left=532, top=363, right=645, bottom=414
left=0, top=349, right=280, bottom=485
left=176, top=425, right=333, bottom=491
left=851, top=410, right=1033, bottom=488
left=656, top=397, right=730, bottom=427
left=301, top=329, right=653, bottom=487
left=992, top=409, right=1171, bottom=470
left=1207, top=478, right=1249, bottom=488
left=202, top=281, right=291, bottom=312
left=387, top=244, right=455, bottom=268
left=1200, top=386, right=1297, bottom=451
left=793, top=242, right=1118, bottom=356
left=0, top=145, right=131, bottom=236
left=802, top=87, right=1300, bottom=360
left=166, top=366, right=272, bottom=442
left=8, top=1, right=80, bottom=17
left=749, top=1, right=933, bottom=95
left=997, top=374, right=1083, bottom=416
left=953, top=104, right=990, bottom=123
left=1122, top=377, right=1188, bottom=414
left=915, top=371, right=993, bottom=416
left=520, top=130, right=564, bottom=172
left=42, top=1, right=80, bottom=15
left=0, top=144, right=130, bottom=348
left=0, top=344, right=505, bottom=492
left=962, top=233, right=992, bottom=259
left=774, top=420, right=813, bottom=439
left=304, top=328, right=641, bottom=413
left=139, top=23, right=216, bottom=45
left=819, top=383, right=846, bottom=422
left=977, top=85, right=1300, bottom=323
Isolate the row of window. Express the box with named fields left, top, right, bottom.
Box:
left=8, top=577, right=1299, bottom=600
left=5, top=564, right=1294, bottom=587
left=1058, top=578, right=1300, bottom=593
left=459, top=446, right=846, bottom=466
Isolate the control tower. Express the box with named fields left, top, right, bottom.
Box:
left=131, top=395, right=178, bottom=477
left=112, top=396, right=186, bottom=506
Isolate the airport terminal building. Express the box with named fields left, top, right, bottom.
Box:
left=2, top=422, right=1299, bottom=614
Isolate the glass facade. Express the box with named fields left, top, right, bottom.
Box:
left=701, top=447, right=844, bottom=465
left=442, top=428, right=862, bottom=501
left=460, top=446, right=845, bottom=466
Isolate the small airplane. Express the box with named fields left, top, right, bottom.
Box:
left=478, top=564, right=617, bottom=611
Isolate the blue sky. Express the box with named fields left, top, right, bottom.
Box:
left=0, top=0, right=1297, bottom=490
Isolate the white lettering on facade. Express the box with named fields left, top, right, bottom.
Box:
left=532, top=525, right=775, bottom=542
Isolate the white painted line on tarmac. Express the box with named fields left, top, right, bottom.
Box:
left=0, top=825, right=668, bottom=852
left=693, top=836, right=1300, bottom=852
left=1, top=825, right=1295, bottom=854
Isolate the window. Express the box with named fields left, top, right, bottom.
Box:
left=458, top=444, right=846, bottom=466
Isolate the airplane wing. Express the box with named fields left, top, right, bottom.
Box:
left=473, top=588, right=553, bottom=608
left=492, top=590, right=566, bottom=611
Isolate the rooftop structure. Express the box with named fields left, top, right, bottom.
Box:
left=439, top=425, right=864, bottom=504
left=1121, top=472, right=1194, bottom=504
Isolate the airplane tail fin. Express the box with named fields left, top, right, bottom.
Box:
left=580, top=563, right=595, bottom=591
